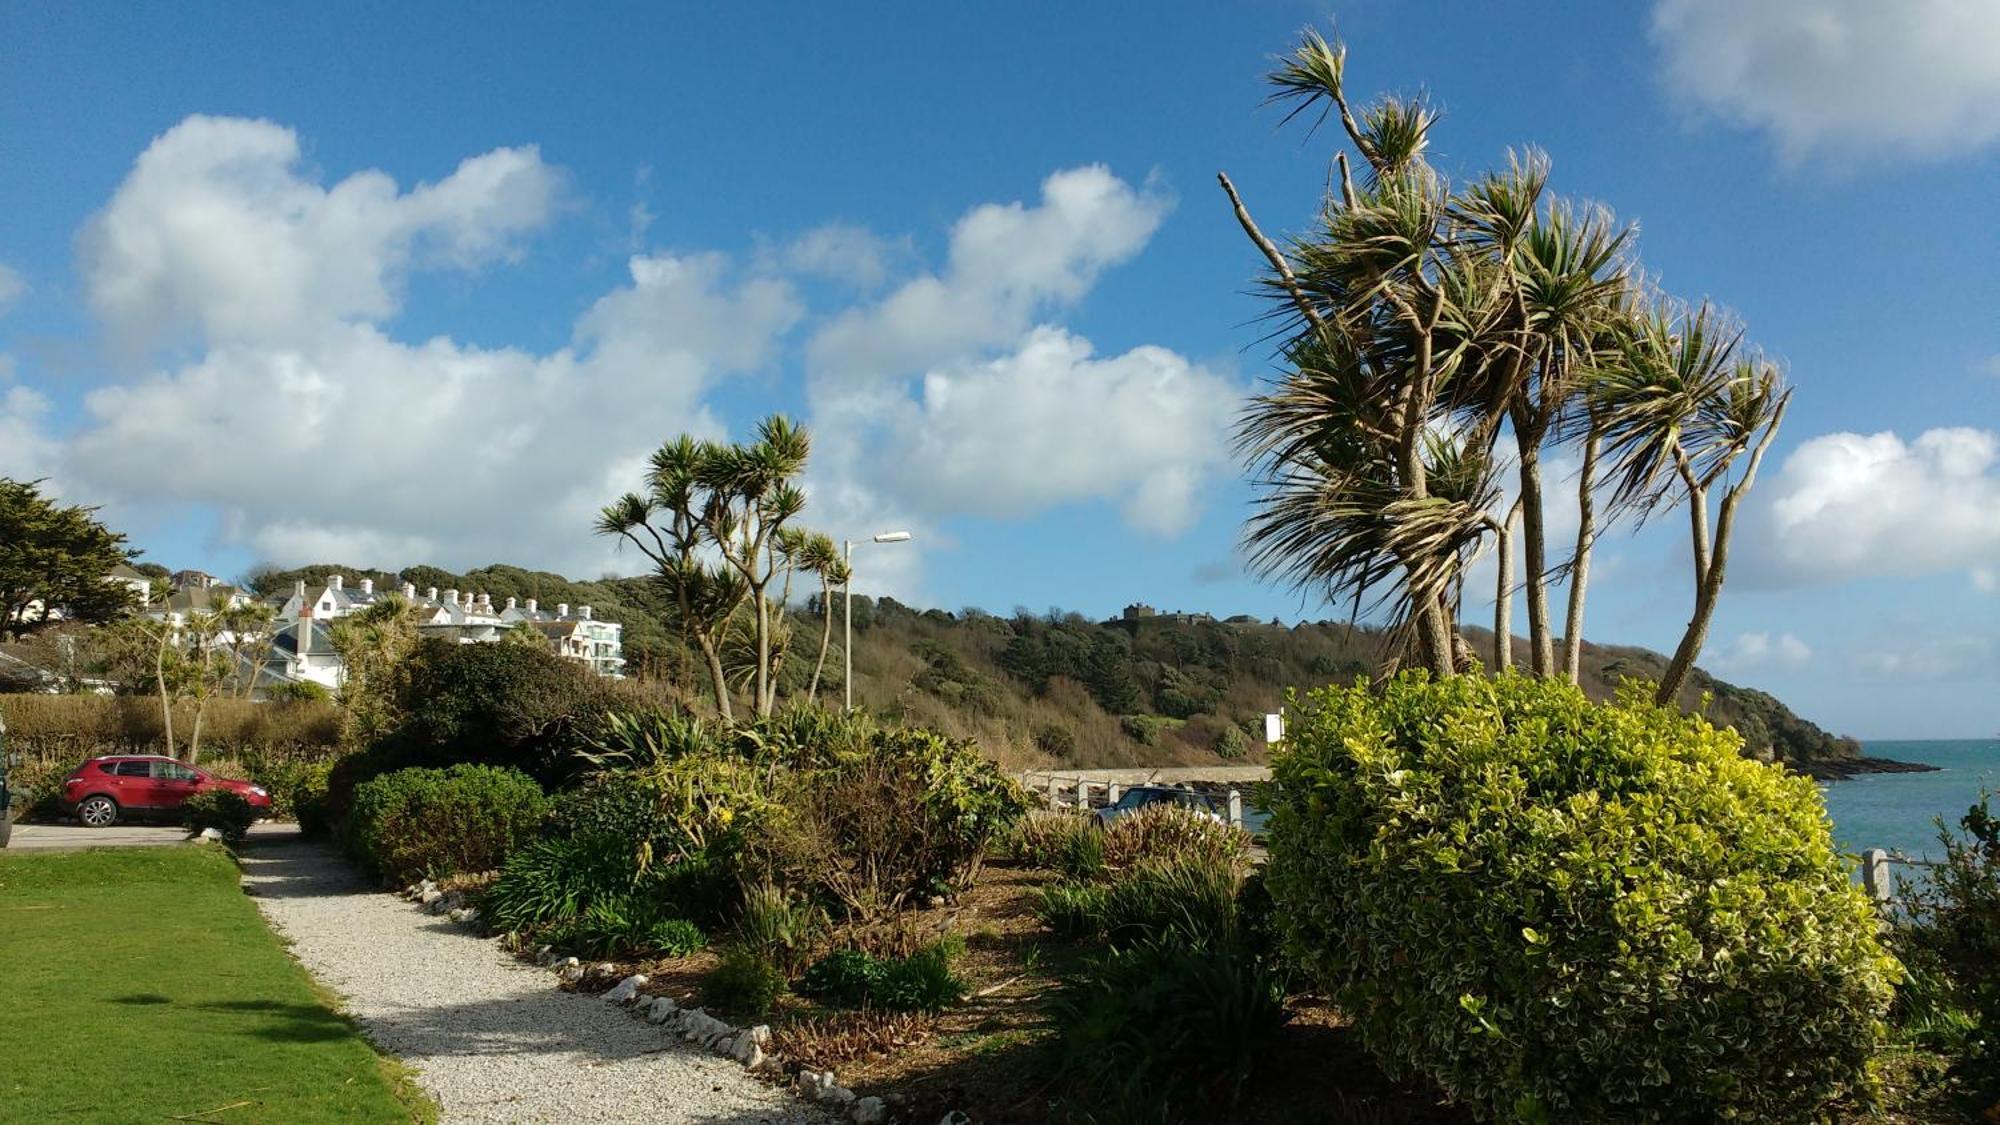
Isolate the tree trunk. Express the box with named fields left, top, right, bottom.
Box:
left=1560, top=425, right=1602, bottom=684
left=1515, top=434, right=1555, bottom=677
left=696, top=633, right=733, bottom=724
left=1493, top=503, right=1517, bottom=673
left=189, top=698, right=205, bottom=765
left=807, top=583, right=835, bottom=701
left=154, top=627, right=176, bottom=759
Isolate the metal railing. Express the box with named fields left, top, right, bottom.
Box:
left=1858, top=847, right=1942, bottom=902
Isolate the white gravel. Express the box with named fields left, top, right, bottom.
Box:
left=239, top=832, right=829, bottom=1124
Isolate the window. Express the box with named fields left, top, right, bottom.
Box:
left=154, top=762, right=200, bottom=781
left=110, top=760, right=152, bottom=777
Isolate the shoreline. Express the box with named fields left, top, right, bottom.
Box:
left=1799, top=756, right=1941, bottom=782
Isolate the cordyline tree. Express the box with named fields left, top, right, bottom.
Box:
left=598, top=415, right=846, bottom=721
left=1226, top=30, right=1788, bottom=705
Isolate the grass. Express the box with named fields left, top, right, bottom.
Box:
left=0, top=846, right=430, bottom=1123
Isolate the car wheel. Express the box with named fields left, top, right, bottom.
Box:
left=77, top=795, right=118, bottom=828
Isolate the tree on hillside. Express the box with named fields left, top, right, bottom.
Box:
left=328, top=595, right=423, bottom=745
left=1224, top=29, right=1784, bottom=692
left=599, top=416, right=829, bottom=721
left=0, top=478, right=138, bottom=637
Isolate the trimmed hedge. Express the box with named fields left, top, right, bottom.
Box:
left=1265, top=673, right=1898, bottom=1122
left=346, top=765, right=548, bottom=883
left=181, top=789, right=257, bottom=843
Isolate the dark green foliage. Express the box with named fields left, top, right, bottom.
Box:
left=642, top=917, right=708, bottom=958
left=1047, top=937, right=1287, bottom=1124
left=909, top=641, right=1004, bottom=715
left=702, top=946, right=788, bottom=1017
left=388, top=639, right=617, bottom=787
left=1213, top=725, right=1250, bottom=760
left=1001, top=810, right=1103, bottom=880
left=540, top=894, right=706, bottom=959
left=181, top=789, right=256, bottom=843
left=1032, top=723, right=1076, bottom=759
left=1100, top=858, right=1242, bottom=950
left=797, top=942, right=965, bottom=1012
left=485, top=834, right=643, bottom=930
left=0, top=477, right=137, bottom=634
left=1034, top=881, right=1109, bottom=941
left=1265, top=673, right=1899, bottom=1122
left=346, top=765, right=548, bottom=884
left=1899, top=791, right=2000, bottom=1100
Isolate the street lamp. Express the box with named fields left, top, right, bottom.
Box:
left=844, top=530, right=911, bottom=714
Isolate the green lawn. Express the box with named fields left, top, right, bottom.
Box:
left=0, top=846, right=429, bottom=1122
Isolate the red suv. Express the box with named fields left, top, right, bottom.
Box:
left=61, top=756, right=272, bottom=827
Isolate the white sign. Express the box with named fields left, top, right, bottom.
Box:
left=1263, top=712, right=1284, bottom=744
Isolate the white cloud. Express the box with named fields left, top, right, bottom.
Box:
left=866, top=327, right=1240, bottom=535
left=1975, top=568, right=1999, bottom=594
left=1651, top=0, right=2000, bottom=161
left=0, top=264, right=26, bottom=315
left=79, top=115, right=562, bottom=350
left=1852, top=634, right=1997, bottom=681
left=1713, top=630, right=1813, bottom=672
left=0, top=386, right=59, bottom=481
left=62, top=121, right=800, bottom=574
left=782, top=224, right=906, bottom=291
left=807, top=165, right=1172, bottom=385
left=1746, top=428, right=2000, bottom=584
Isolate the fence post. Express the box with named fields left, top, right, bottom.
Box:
left=1047, top=775, right=1062, bottom=808
left=1074, top=781, right=1092, bottom=811
left=1861, top=848, right=1892, bottom=902
left=1106, top=782, right=1121, bottom=805
left=1227, top=788, right=1243, bottom=830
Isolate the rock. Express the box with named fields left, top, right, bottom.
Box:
left=196, top=827, right=225, bottom=843
left=819, top=1085, right=856, bottom=1108
left=741, top=1043, right=765, bottom=1070
left=938, top=1113, right=972, bottom=1125
left=747, top=1024, right=771, bottom=1048
left=419, top=889, right=443, bottom=905
left=646, top=996, right=677, bottom=1022
left=795, top=1070, right=834, bottom=1098
left=594, top=962, right=618, bottom=978
left=853, top=1097, right=888, bottom=1125
left=557, top=957, right=583, bottom=982
left=603, top=974, right=647, bottom=1004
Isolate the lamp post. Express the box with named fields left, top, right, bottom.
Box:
left=844, top=530, right=911, bottom=714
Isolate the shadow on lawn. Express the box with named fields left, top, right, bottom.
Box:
left=112, top=994, right=353, bottom=1044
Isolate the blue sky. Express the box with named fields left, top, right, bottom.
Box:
left=2, top=2, right=1996, bottom=738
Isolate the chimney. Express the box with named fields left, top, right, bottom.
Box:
left=402, top=582, right=416, bottom=599
left=294, top=579, right=307, bottom=601
left=330, top=573, right=343, bottom=591
left=445, top=589, right=459, bottom=605
left=525, top=598, right=538, bottom=614
left=360, top=578, right=374, bottom=595
left=426, top=586, right=438, bottom=602
left=556, top=603, right=569, bottom=618
left=504, top=597, right=517, bottom=612
left=478, top=593, right=492, bottom=610
left=580, top=605, right=593, bottom=620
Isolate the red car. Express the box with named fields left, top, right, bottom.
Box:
left=61, top=756, right=271, bottom=828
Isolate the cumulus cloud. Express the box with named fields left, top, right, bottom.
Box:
left=0, top=386, right=58, bottom=481
left=0, top=264, right=26, bottom=315
left=1650, top=0, right=2000, bottom=161
left=1713, top=630, right=1813, bottom=672
left=863, top=327, right=1239, bottom=535
left=807, top=165, right=1172, bottom=385
left=79, top=115, right=562, bottom=349
left=781, top=224, right=906, bottom=291
left=1745, top=428, right=2000, bottom=584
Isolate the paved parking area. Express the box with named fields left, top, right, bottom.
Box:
left=3, top=819, right=295, bottom=851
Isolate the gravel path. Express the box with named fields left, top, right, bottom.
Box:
left=240, top=831, right=828, bottom=1125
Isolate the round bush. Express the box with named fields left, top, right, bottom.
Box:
left=347, top=764, right=548, bottom=884
left=182, top=789, right=257, bottom=843
left=1265, top=673, right=1898, bottom=1122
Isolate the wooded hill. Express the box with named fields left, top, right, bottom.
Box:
left=244, top=562, right=1859, bottom=772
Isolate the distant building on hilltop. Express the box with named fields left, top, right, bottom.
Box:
left=1118, top=602, right=1215, bottom=626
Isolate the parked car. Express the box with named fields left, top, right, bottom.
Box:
left=60, top=756, right=271, bottom=828
left=1093, top=784, right=1223, bottom=828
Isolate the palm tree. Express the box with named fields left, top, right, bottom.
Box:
left=1594, top=303, right=1791, bottom=704
left=794, top=533, right=849, bottom=702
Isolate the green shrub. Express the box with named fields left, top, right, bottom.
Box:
left=797, top=941, right=965, bottom=1012
left=1001, top=810, right=1102, bottom=878
left=540, top=894, right=706, bottom=959
left=642, top=917, right=708, bottom=958
left=1035, top=881, right=1110, bottom=941
left=1047, top=936, right=1287, bottom=1123
left=1119, top=714, right=1166, bottom=745
left=760, top=726, right=1030, bottom=917
left=1100, top=858, right=1242, bottom=951
left=485, top=834, right=645, bottom=930
left=1033, top=723, right=1077, bottom=759
left=1213, top=725, right=1250, bottom=760
left=702, top=945, right=787, bottom=1017
left=1266, top=673, right=1899, bottom=1122
left=733, top=882, right=824, bottom=975
left=1100, top=803, right=1248, bottom=874
left=346, top=765, right=548, bottom=884
left=387, top=639, right=618, bottom=787
left=291, top=758, right=338, bottom=837
left=1899, top=791, right=2000, bottom=1100
left=182, top=789, right=257, bottom=843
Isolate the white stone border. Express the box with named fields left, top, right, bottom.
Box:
left=396, top=878, right=903, bottom=1125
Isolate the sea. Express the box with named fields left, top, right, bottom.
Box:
left=1821, top=739, right=2000, bottom=862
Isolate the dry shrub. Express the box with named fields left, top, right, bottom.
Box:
left=0, top=694, right=341, bottom=758
left=1101, top=803, right=1250, bottom=874
left=772, top=1009, right=940, bottom=1068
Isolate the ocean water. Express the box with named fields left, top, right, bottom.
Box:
left=1820, top=739, right=2000, bottom=861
